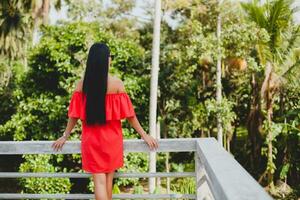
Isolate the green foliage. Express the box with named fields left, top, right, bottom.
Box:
left=19, top=154, right=71, bottom=194
left=261, top=120, right=283, bottom=174
left=171, top=177, right=196, bottom=196
left=114, top=152, right=148, bottom=186
left=0, top=21, right=149, bottom=191
left=0, top=58, right=23, bottom=128
left=0, top=58, right=12, bottom=90
left=112, top=183, right=121, bottom=194
left=192, top=97, right=236, bottom=137
left=222, top=21, right=269, bottom=58
left=168, top=161, right=196, bottom=196
left=273, top=86, right=300, bottom=185
left=279, top=163, right=290, bottom=180
left=133, top=185, right=144, bottom=194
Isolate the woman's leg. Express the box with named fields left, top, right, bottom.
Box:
left=106, top=171, right=115, bottom=200
left=92, top=173, right=108, bottom=200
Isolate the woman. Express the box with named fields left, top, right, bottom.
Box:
left=52, top=42, right=158, bottom=200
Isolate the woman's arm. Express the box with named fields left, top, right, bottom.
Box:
left=52, top=81, right=83, bottom=151
left=118, top=79, right=158, bottom=150
left=127, top=116, right=147, bottom=138
left=127, top=116, right=158, bottom=150
left=52, top=117, right=79, bottom=151
left=64, top=117, right=79, bottom=137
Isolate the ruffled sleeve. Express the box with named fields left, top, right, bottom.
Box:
left=105, top=93, right=136, bottom=120
left=67, top=91, right=85, bottom=119
left=67, top=91, right=136, bottom=121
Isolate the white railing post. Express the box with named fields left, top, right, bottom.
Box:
left=195, top=146, right=215, bottom=200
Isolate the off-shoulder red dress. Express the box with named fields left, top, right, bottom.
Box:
left=67, top=91, right=136, bottom=173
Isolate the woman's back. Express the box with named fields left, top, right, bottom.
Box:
left=67, top=75, right=136, bottom=173
left=75, top=75, right=125, bottom=94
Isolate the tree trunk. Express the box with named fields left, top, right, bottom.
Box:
left=41, top=0, right=50, bottom=24
left=266, top=98, right=274, bottom=190
left=149, top=0, right=161, bottom=193
left=263, top=63, right=275, bottom=191
left=216, top=0, right=223, bottom=146
left=32, top=0, right=50, bottom=45
left=247, top=73, right=263, bottom=171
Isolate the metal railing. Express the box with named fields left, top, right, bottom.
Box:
left=0, top=138, right=273, bottom=200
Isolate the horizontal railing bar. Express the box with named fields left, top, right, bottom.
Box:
left=196, top=138, right=273, bottom=200
left=0, top=172, right=196, bottom=178
left=0, top=138, right=197, bottom=154
left=0, top=193, right=196, bottom=199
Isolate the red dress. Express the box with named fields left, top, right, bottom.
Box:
left=67, top=91, right=136, bottom=173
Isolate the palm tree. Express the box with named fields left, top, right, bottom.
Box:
left=241, top=0, right=300, bottom=191
left=0, top=0, right=62, bottom=86
left=0, top=0, right=62, bottom=60
left=0, top=0, right=31, bottom=60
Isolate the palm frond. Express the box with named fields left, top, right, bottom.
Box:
left=280, top=59, right=300, bottom=87
left=242, top=0, right=300, bottom=89
left=282, top=25, right=300, bottom=57
left=267, top=0, right=295, bottom=55
left=0, top=0, right=32, bottom=60
left=241, top=1, right=268, bottom=29
left=277, top=46, right=300, bottom=88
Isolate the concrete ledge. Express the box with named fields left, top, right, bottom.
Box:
left=0, top=138, right=197, bottom=154
left=0, top=193, right=196, bottom=199
left=0, top=172, right=195, bottom=178
left=196, top=138, right=273, bottom=200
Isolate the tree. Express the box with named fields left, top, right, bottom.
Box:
left=0, top=0, right=62, bottom=88
left=0, top=0, right=31, bottom=60
left=242, top=0, right=300, bottom=191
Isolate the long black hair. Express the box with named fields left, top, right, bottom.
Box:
left=82, top=42, right=110, bottom=125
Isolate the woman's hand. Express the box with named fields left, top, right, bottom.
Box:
left=52, top=136, right=68, bottom=151
left=141, top=133, right=159, bottom=150
left=127, top=116, right=158, bottom=150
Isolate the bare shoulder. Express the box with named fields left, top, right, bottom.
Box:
left=114, top=77, right=126, bottom=93
left=74, top=79, right=83, bottom=92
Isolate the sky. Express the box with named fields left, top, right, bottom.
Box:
left=49, top=0, right=300, bottom=25
left=49, top=0, right=153, bottom=25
